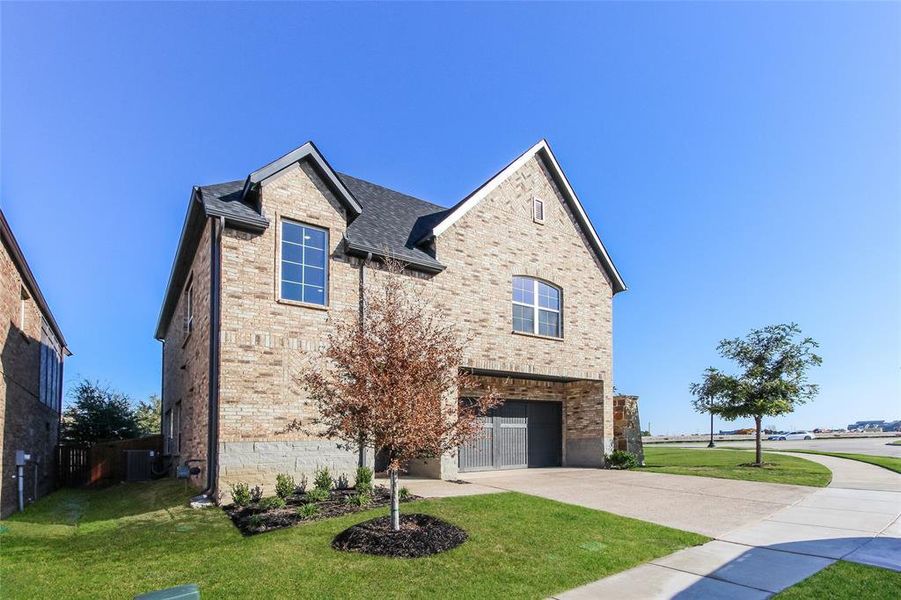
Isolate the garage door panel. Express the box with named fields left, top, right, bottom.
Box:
left=527, top=402, right=562, bottom=468
left=459, top=400, right=560, bottom=472
left=459, top=417, right=494, bottom=472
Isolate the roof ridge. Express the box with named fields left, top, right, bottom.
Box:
left=337, top=172, right=446, bottom=211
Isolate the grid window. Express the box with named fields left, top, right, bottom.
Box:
left=39, top=321, right=62, bottom=412
left=280, top=220, right=328, bottom=306
left=512, top=276, right=562, bottom=338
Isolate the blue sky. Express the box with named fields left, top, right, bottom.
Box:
left=2, top=2, right=898, bottom=434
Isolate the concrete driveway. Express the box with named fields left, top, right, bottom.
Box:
left=461, top=467, right=815, bottom=537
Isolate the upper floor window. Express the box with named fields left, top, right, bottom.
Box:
left=183, top=277, right=194, bottom=336
left=532, top=198, right=545, bottom=224
left=280, top=219, right=328, bottom=306
left=512, top=276, right=562, bottom=338
left=19, top=286, right=29, bottom=331
left=39, top=320, right=62, bottom=412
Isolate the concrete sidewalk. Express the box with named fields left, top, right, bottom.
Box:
left=554, top=453, right=901, bottom=599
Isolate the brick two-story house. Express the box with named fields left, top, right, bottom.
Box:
left=1, top=209, right=68, bottom=517
left=155, top=140, right=625, bottom=498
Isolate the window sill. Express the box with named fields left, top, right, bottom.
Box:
left=512, top=330, right=564, bottom=342
left=277, top=298, right=329, bottom=312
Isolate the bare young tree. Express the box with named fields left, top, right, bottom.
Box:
left=303, top=258, right=499, bottom=530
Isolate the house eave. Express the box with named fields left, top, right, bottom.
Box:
left=344, top=238, right=446, bottom=274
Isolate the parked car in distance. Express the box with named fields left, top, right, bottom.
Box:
left=774, top=431, right=816, bottom=441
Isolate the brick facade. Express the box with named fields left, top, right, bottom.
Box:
left=0, top=220, right=65, bottom=518
left=159, top=146, right=621, bottom=500
left=160, top=221, right=213, bottom=488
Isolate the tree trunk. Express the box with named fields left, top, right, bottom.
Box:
left=389, top=468, right=400, bottom=531
left=754, top=415, right=763, bottom=466
left=358, top=434, right=365, bottom=468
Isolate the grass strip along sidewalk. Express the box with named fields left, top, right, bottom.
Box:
left=779, top=449, right=901, bottom=475
left=639, top=447, right=832, bottom=486
left=774, top=560, right=901, bottom=599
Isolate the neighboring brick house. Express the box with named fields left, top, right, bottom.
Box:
left=0, top=209, right=69, bottom=517
left=155, top=140, right=626, bottom=498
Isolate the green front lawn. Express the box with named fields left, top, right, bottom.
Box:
left=781, top=450, right=901, bottom=474
left=638, top=447, right=832, bottom=486
left=0, top=479, right=707, bottom=599
left=774, top=561, right=901, bottom=599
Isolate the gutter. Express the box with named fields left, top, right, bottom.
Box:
left=343, top=239, right=446, bottom=274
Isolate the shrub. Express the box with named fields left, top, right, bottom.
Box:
left=258, top=496, right=286, bottom=511
left=296, top=503, right=319, bottom=519
left=275, top=473, right=295, bottom=499
left=335, top=473, right=350, bottom=490
left=606, top=450, right=639, bottom=470
left=313, top=466, right=333, bottom=492
left=247, top=514, right=265, bottom=529
left=250, top=485, right=264, bottom=503
left=354, top=466, right=373, bottom=494
left=344, top=492, right=371, bottom=507
left=230, top=482, right=251, bottom=507
left=305, top=488, right=329, bottom=503
left=399, top=486, right=411, bottom=501
left=297, top=474, right=308, bottom=495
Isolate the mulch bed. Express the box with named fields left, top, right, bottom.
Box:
left=332, top=513, right=467, bottom=558
left=223, top=485, right=421, bottom=536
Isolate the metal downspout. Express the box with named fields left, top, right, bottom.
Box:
left=204, top=216, right=223, bottom=497
left=357, top=252, right=372, bottom=468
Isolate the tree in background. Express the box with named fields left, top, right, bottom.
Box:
left=691, top=323, right=821, bottom=466
left=61, top=379, right=140, bottom=446
left=135, top=394, right=161, bottom=435
left=690, top=370, right=724, bottom=448
left=303, top=259, right=500, bottom=531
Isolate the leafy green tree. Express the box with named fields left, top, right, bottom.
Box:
left=61, top=379, right=140, bottom=446
left=690, top=323, right=821, bottom=466
left=135, top=394, right=161, bottom=435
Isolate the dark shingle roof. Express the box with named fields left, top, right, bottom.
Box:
left=338, top=173, right=447, bottom=271
left=197, top=180, right=269, bottom=229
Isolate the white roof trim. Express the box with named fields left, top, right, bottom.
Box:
left=428, top=140, right=627, bottom=294
left=242, top=141, right=363, bottom=216
left=431, top=140, right=545, bottom=237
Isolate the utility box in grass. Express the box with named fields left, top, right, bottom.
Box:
left=134, top=584, right=200, bottom=600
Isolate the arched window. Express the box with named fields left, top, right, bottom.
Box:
left=512, top=276, right=562, bottom=338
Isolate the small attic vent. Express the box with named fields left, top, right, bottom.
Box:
left=532, top=197, right=545, bottom=224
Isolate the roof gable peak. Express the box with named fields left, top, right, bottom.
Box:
left=420, top=140, right=626, bottom=294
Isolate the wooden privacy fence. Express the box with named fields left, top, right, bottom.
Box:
left=57, top=435, right=163, bottom=487
left=57, top=446, right=90, bottom=486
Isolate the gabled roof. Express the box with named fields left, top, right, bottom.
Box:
left=0, top=209, right=70, bottom=352
left=418, top=139, right=626, bottom=294
left=242, top=141, right=363, bottom=217
left=156, top=139, right=626, bottom=339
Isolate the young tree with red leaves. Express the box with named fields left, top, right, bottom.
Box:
left=303, top=259, right=499, bottom=530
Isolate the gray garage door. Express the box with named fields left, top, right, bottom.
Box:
left=459, top=400, right=562, bottom=472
